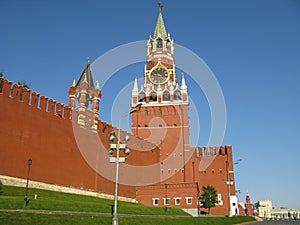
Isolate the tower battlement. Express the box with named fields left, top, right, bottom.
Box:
left=197, top=146, right=232, bottom=157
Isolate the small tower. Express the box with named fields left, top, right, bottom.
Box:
left=245, top=189, right=254, bottom=216
left=68, top=58, right=101, bottom=131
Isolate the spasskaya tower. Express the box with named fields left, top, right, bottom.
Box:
left=131, top=3, right=190, bottom=182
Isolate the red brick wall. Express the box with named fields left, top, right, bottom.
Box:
left=0, top=78, right=159, bottom=199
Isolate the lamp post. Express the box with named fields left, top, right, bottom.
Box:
left=109, top=102, right=142, bottom=225
left=24, top=158, right=32, bottom=206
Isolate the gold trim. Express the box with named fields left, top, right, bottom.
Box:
left=148, top=65, right=170, bottom=85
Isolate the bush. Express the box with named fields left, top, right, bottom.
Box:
left=0, top=182, right=3, bottom=196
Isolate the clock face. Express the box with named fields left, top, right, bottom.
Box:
left=149, top=67, right=169, bottom=84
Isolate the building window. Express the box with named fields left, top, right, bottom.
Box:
left=173, top=123, right=177, bottom=127
left=152, top=198, right=159, bottom=206
left=217, top=193, right=222, bottom=201
left=185, top=197, right=193, bottom=205
left=174, top=198, right=181, bottom=205
left=212, top=169, right=215, bottom=174
left=163, top=92, right=170, bottom=101
left=139, top=93, right=146, bottom=102
left=219, top=169, right=222, bottom=174
left=217, top=194, right=223, bottom=205
left=137, top=125, right=141, bottom=127
left=174, top=91, right=182, bottom=100
left=144, top=125, right=148, bottom=127
left=157, top=39, right=163, bottom=48
left=159, top=124, right=163, bottom=127
left=144, top=110, right=148, bottom=116
left=150, top=92, right=157, bottom=101
left=163, top=198, right=170, bottom=206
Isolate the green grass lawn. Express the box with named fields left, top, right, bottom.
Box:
left=0, top=185, right=185, bottom=215
left=0, top=185, right=256, bottom=225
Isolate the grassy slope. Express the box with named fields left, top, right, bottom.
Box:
left=0, top=185, right=255, bottom=225
left=0, top=185, right=186, bottom=215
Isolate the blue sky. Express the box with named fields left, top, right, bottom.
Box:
left=1, top=0, right=300, bottom=210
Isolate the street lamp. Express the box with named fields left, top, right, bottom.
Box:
left=234, top=158, right=242, bottom=165
left=24, top=158, right=32, bottom=206
left=109, top=102, right=142, bottom=225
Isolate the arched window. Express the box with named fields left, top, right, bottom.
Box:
left=166, top=41, right=169, bottom=49
left=139, top=92, right=146, bottom=102
left=158, top=109, right=162, bottom=116
left=174, top=91, right=182, bottom=100
left=157, top=39, right=163, bottom=48
left=163, top=91, right=170, bottom=101
left=150, top=92, right=157, bottom=101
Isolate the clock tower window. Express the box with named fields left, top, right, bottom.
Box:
left=157, top=39, right=163, bottom=48
left=163, top=91, right=170, bottom=101
left=139, top=92, right=146, bottom=102
left=174, top=91, right=182, bottom=100
left=166, top=41, right=170, bottom=50
left=150, top=92, right=157, bottom=101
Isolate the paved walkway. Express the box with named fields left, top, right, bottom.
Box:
left=0, top=209, right=191, bottom=218
left=245, top=219, right=300, bottom=225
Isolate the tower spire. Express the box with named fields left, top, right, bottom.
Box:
left=76, top=57, right=95, bottom=89
left=154, top=2, right=167, bottom=39
left=132, top=77, right=138, bottom=92
left=181, top=72, right=187, bottom=90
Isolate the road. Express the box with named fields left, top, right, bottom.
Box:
left=249, top=219, right=300, bottom=225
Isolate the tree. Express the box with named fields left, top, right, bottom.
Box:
left=0, top=72, right=3, bottom=93
left=17, top=80, right=30, bottom=100
left=199, top=185, right=218, bottom=215
left=17, top=80, right=30, bottom=89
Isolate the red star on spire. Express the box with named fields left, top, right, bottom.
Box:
left=158, top=2, right=163, bottom=11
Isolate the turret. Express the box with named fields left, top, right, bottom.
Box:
left=68, top=58, right=102, bottom=131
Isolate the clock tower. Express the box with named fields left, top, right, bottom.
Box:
left=131, top=3, right=190, bottom=182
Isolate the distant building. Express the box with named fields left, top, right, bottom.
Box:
left=238, top=190, right=257, bottom=216
left=255, top=200, right=300, bottom=220
left=256, top=200, right=272, bottom=218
